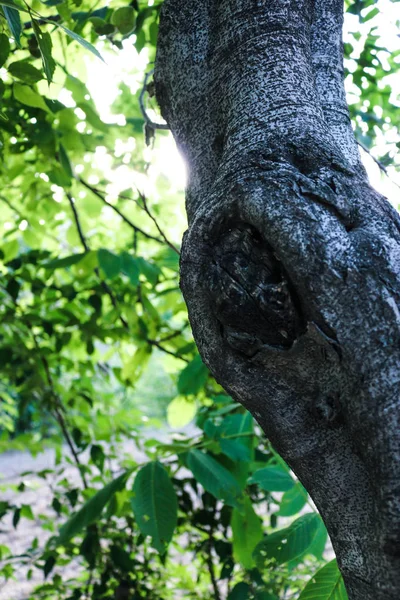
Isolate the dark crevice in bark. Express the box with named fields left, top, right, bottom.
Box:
left=209, top=223, right=305, bottom=353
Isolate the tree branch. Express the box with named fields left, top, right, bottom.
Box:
left=136, top=188, right=180, bottom=255
left=66, top=192, right=129, bottom=330
left=77, top=178, right=170, bottom=247
left=66, top=192, right=90, bottom=252
left=30, top=331, right=89, bottom=489
left=147, top=337, right=189, bottom=363
left=357, top=141, right=400, bottom=191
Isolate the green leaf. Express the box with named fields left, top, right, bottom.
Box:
left=3, top=6, right=22, bottom=46
left=220, top=438, right=251, bottom=462
left=249, top=465, right=295, bottom=492
left=32, top=20, right=56, bottom=84
left=48, top=165, right=71, bottom=187
left=307, top=518, right=328, bottom=561
left=299, top=559, right=348, bottom=600
left=111, top=6, right=136, bottom=35
left=228, top=583, right=251, bottom=600
left=136, top=257, right=160, bottom=286
left=231, top=497, right=263, bottom=569
left=59, top=143, right=73, bottom=178
left=43, top=555, right=56, bottom=578
left=253, top=513, right=321, bottom=567
left=13, top=83, right=50, bottom=112
left=57, top=472, right=129, bottom=544
left=59, top=25, right=104, bottom=62
left=0, top=33, right=10, bottom=67
left=98, top=249, right=121, bottom=279
left=186, top=449, right=243, bottom=508
left=121, top=252, right=140, bottom=285
left=20, top=504, right=34, bottom=520
left=277, top=482, right=307, bottom=517
left=167, top=396, right=197, bottom=428
left=90, top=17, right=116, bottom=36
left=0, top=0, right=27, bottom=11
left=155, top=246, right=180, bottom=271
left=149, top=20, right=158, bottom=46
left=8, top=61, right=43, bottom=83
left=362, top=6, right=379, bottom=22
left=44, top=252, right=87, bottom=270
left=121, top=345, right=152, bottom=384
left=177, top=355, right=208, bottom=395
left=90, top=444, right=105, bottom=472
left=131, top=461, right=177, bottom=554
left=2, top=239, right=19, bottom=262
left=219, top=412, right=253, bottom=462
left=77, top=102, right=108, bottom=132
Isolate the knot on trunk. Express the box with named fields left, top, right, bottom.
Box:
left=208, top=223, right=305, bottom=356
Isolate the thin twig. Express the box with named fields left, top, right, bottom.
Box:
left=67, top=193, right=90, bottom=252
left=159, top=324, right=188, bottom=342
left=136, top=188, right=180, bottom=255
left=23, top=14, right=61, bottom=29
left=0, top=195, right=24, bottom=218
left=66, top=192, right=129, bottom=330
left=78, top=178, right=166, bottom=246
left=79, top=178, right=180, bottom=255
left=206, top=548, right=221, bottom=600
left=32, top=333, right=89, bottom=489
left=53, top=407, right=89, bottom=489
left=147, top=338, right=189, bottom=363
left=357, top=141, right=400, bottom=191
left=139, top=70, right=170, bottom=131
left=206, top=511, right=221, bottom=600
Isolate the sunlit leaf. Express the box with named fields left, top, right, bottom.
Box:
left=111, top=6, right=136, bottom=36
left=0, top=33, right=10, bottom=67
left=59, top=25, right=105, bottom=62
left=167, top=396, right=197, bottom=428
left=13, top=83, right=50, bottom=112
left=8, top=61, right=43, bottom=83
left=32, top=19, right=56, bottom=84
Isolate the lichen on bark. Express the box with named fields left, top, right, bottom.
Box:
left=155, top=1, right=400, bottom=598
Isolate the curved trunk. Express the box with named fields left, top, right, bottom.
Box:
left=155, top=1, right=400, bottom=598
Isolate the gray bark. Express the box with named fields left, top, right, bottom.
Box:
left=154, top=1, right=400, bottom=598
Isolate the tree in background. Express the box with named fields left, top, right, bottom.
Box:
left=0, top=1, right=399, bottom=599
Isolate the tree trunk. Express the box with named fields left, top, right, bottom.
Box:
left=154, top=1, right=400, bottom=598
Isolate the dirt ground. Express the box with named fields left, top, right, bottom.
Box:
left=0, top=447, right=78, bottom=600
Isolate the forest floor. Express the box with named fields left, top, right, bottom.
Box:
left=0, top=435, right=158, bottom=600
left=0, top=445, right=77, bottom=600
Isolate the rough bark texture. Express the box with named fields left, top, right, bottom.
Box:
left=154, top=1, right=400, bottom=598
